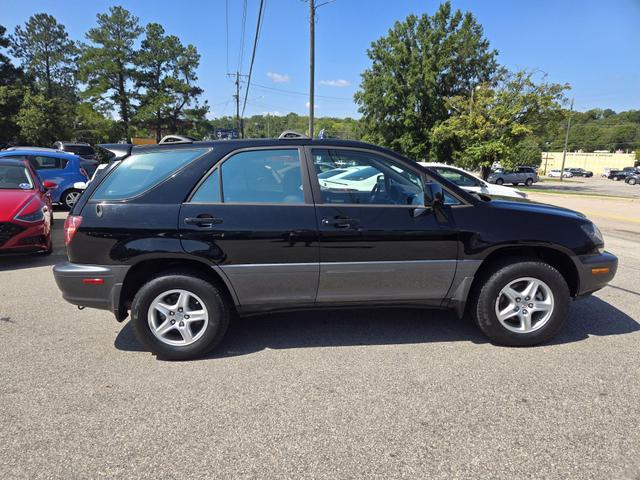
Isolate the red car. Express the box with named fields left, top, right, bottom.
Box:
left=0, top=158, right=56, bottom=254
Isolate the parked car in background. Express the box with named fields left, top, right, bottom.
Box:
left=6, top=145, right=99, bottom=179
left=611, top=167, right=639, bottom=181
left=487, top=166, right=539, bottom=186
left=548, top=169, right=573, bottom=178
left=564, top=167, right=593, bottom=177
left=419, top=163, right=527, bottom=199
left=53, top=136, right=617, bottom=360
left=0, top=158, right=55, bottom=254
left=52, top=142, right=100, bottom=176
left=602, top=167, right=614, bottom=178
left=625, top=173, right=639, bottom=185
left=0, top=149, right=89, bottom=209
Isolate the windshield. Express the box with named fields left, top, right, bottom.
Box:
left=318, top=168, right=347, bottom=179
left=0, top=165, right=34, bottom=190
left=341, top=166, right=379, bottom=181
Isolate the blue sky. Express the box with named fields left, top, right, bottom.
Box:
left=3, top=0, right=639, bottom=118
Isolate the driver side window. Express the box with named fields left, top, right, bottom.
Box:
left=311, top=149, right=424, bottom=205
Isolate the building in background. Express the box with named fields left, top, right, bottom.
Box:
left=540, top=152, right=636, bottom=175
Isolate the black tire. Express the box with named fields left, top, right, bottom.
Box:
left=131, top=271, right=231, bottom=360
left=525, top=178, right=534, bottom=186
left=495, top=178, right=504, bottom=185
left=469, top=259, right=569, bottom=347
left=628, top=178, right=637, bottom=185
left=512, top=182, right=519, bottom=186
left=61, top=189, right=82, bottom=210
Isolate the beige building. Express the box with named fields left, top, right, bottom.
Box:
left=540, top=151, right=635, bottom=175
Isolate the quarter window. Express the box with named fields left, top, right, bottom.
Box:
left=30, top=155, right=67, bottom=170
left=191, top=149, right=304, bottom=204
left=92, top=148, right=208, bottom=201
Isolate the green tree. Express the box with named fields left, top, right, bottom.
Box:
left=10, top=13, right=76, bottom=98
left=134, top=23, right=206, bottom=141
left=16, top=90, right=73, bottom=145
left=79, top=6, right=143, bottom=138
left=0, top=25, right=26, bottom=141
left=355, top=1, right=498, bottom=160
left=432, top=71, right=568, bottom=177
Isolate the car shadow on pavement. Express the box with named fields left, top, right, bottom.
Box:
left=0, top=217, right=66, bottom=272
left=114, top=295, right=639, bottom=359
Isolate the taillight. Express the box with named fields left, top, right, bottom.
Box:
left=80, top=168, right=89, bottom=179
left=64, top=215, right=82, bottom=245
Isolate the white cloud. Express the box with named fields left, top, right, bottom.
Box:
left=305, top=101, right=320, bottom=110
left=261, top=111, right=282, bottom=116
left=266, top=72, right=290, bottom=83
left=319, top=79, right=351, bottom=88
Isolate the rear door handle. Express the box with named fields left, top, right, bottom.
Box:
left=322, top=216, right=359, bottom=229
left=184, top=215, right=223, bottom=227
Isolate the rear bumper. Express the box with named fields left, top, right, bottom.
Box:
left=53, top=262, right=129, bottom=319
left=575, top=251, right=618, bottom=297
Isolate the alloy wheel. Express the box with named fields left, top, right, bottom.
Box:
left=494, top=277, right=554, bottom=334
left=65, top=190, right=81, bottom=207
left=148, top=289, right=209, bottom=346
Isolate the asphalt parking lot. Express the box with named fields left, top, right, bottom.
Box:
left=526, top=175, right=640, bottom=199
left=1, top=200, right=639, bottom=479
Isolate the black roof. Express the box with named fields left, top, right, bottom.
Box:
left=131, top=138, right=401, bottom=157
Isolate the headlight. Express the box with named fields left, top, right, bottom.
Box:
left=14, top=198, right=45, bottom=223
left=581, top=222, right=604, bottom=247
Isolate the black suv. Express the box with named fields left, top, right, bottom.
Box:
left=53, top=137, right=617, bottom=359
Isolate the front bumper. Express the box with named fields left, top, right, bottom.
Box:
left=53, top=262, right=130, bottom=319
left=575, top=251, right=618, bottom=297
left=0, top=220, right=49, bottom=252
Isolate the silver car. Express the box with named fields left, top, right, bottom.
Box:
left=487, top=166, right=539, bottom=186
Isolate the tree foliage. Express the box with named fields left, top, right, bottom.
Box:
left=432, top=71, right=568, bottom=175
left=16, top=90, right=74, bottom=144
left=10, top=14, right=76, bottom=98
left=355, top=1, right=498, bottom=160
left=134, top=23, right=206, bottom=140
left=79, top=6, right=143, bottom=137
left=0, top=25, right=26, bottom=141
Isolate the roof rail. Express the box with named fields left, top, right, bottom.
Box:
left=278, top=130, right=310, bottom=139
left=158, top=135, right=197, bottom=145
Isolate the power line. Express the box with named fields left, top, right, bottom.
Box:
left=247, top=82, right=353, bottom=102
left=241, top=0, right=266, bottom=118
left=237, top=0, right=248, bottom=72
left=225, top=0, right=229, bottom=73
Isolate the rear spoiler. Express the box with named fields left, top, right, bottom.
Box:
left=96, top=143, right=133, bottom=163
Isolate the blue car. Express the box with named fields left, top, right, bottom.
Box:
left=0, top=149, right=89, bottom=209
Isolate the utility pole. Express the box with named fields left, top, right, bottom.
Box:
left=559, top=98, right=574, bottom=182
left=227, top=71, right=246, bottom=138
left=309, top=0, right=315, bottom=138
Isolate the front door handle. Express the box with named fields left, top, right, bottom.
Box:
left=184, top=215, right=223, bottom=227
left=322, top=216, right=359, bottom=229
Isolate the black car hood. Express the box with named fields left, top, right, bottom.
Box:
left=485, top=195, right=587, bottom=220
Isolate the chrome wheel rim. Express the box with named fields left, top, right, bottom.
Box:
left=494, top=277, right=554, bottom=334
left=65, top=191, right=81, bottom=206
left=148, top=289, right=209, bottom=346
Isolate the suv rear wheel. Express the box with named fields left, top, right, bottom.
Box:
left=470, top=259, right=569, bottom=346
left=525, top=178, right=534, bottom=186
left=131, top=271, right=230, bottom=360
left=495, top=178, right=504, bottom=185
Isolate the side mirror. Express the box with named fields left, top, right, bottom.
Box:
left=42, top=180, right=58, bottom=190
left=424, top=182, right=444, bottom=206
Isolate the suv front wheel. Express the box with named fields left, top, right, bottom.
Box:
left=131, top=271, right=230, bottom=360
left=471, top=260, right=569, bottom=346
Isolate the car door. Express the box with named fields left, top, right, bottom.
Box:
left=306, top=147, right=459, bottom=305
left=180, top=147, right=319, bottom=307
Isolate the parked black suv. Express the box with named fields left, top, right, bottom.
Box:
left=53, top=137, right=617, bottom=359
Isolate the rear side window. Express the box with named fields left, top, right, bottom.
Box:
left=30, top=155, right=67, bottom=170
left=91, top=148, right=207, bottom=201
left=190, top=149, right=304, bottom=204
left=65, top=145, right=95, bottom=156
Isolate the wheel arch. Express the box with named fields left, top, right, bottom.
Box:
left=471, top=244, right=579, bottom=297
left=117, top=257, right=239, bottom=322
left=452, top=244, right=580, bottom=319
